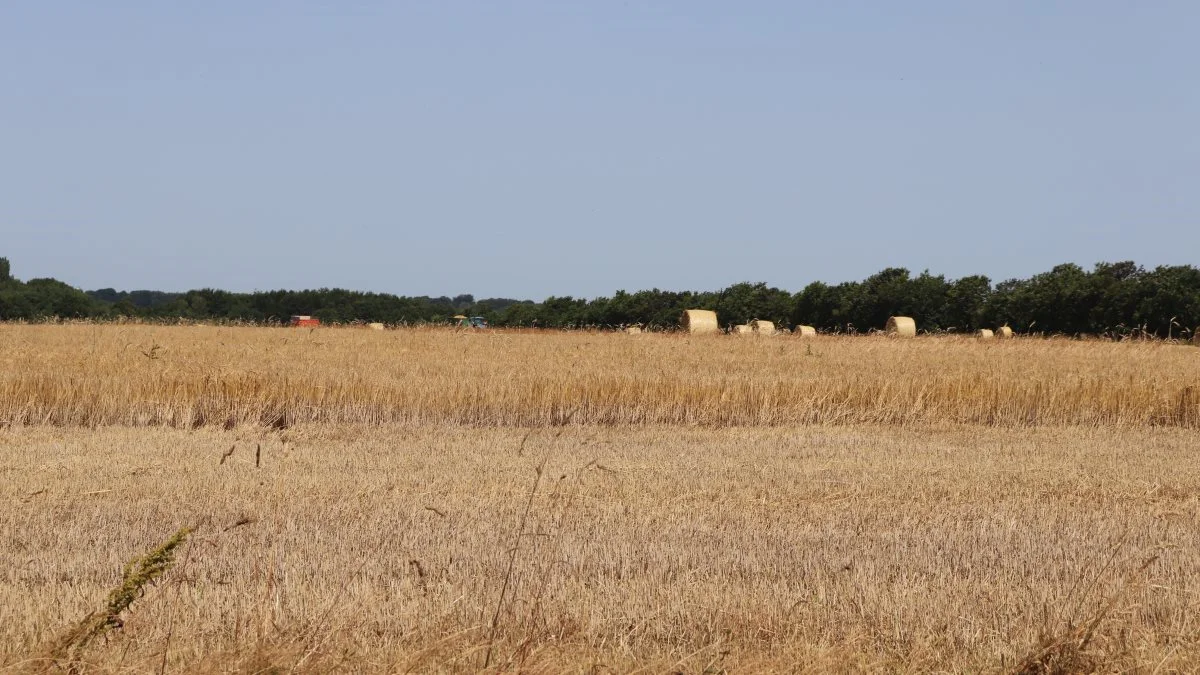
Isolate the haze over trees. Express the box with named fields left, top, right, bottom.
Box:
left=1, top=255, right=1197, bottom=337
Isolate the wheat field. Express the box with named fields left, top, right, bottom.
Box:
left=1, top=324, right=1197, bottom=429
left=2, top=324, right=1199, bottom=673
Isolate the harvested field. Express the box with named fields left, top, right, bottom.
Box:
left=3, top=425, right=1199, bottom=672
left=1, top=324, right=1199, bottom=672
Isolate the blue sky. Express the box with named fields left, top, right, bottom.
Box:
left=2, top=2, right=1197, bottom=299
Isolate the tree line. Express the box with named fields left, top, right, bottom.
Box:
left=2, top=256, right=1198, bottom=338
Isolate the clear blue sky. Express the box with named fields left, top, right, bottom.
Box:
left=2, top=2, right=1197, bottom=300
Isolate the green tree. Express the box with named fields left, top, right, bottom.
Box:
left=849, top=268, right=912, bottom=331
left=1026, top=263, right=1092, bottom=334
left=25, top=278, right=93, bottom=318
left=497, top=301, right=541, bottom=327
left=907, top=271, right=952, bottom=331
left=792, top=281, right=838, bottom=330
left=1087, top=261, right=1143, bottom=335
left=113, top=299, right=139, bottom=317
left=1134, top=265, right=1200, bottom=337
left=715, top=282, right=793, bottom=328
left=944, top=275, right=991, bottom=331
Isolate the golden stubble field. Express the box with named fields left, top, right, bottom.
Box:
left=1, top=324, right=1199, bottom=673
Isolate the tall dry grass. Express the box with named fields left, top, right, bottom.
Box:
left=2, top=425, right=1197, bottom=672
left=0, top=324, right=1197, bottom=429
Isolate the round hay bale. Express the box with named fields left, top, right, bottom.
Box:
left=794, top=325, right=817, bottom=337
left=367, top=322, right=385, bottom=331
left=885, top=316, right=917, bottom=338
left=624, top=326, right=643, bottom=335
left=732, top=324, right=754, bottom=335
left=752, top=320, right=776, bottom=336
left=1191, top=330, right=1199, bottom=345
left=997, top=326, right=1014, bottom=339
left=977, top=328, right=994, bottom=339
left=680, top=309, right=719, bottom=334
